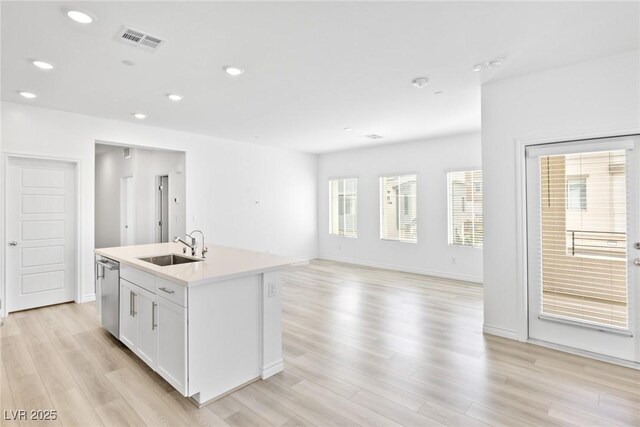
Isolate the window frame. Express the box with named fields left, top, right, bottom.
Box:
left=328, top=176, right=358, bottom=238
left=447, top=168, right=483, bottom=249
left=566, top=175, right=588, bottom=211
left=379, top=173, right=418, bottom=244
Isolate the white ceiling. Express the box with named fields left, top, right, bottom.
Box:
left=2, top=2, right=638, bottom=153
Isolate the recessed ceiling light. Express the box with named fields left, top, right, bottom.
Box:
left=66, top=10, right=94, bottom=24
left=223, top=66, right=244, bottom=76
left=411, top=77, right=429, bottom=89
left=487, top=59, right=504, bottom=69
left=133, top=113, right=147, bottom=120
left=31, top=60, right=54, bottom=70
left=344, top=127, right=353, bottom=132
left=19, top=91, right=37, bottom=99
left=472, top=64, right=484, bottom=72
left=167, top=94, right=183, bottom=102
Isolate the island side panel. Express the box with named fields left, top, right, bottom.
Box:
left=188, top=274, right=261, bottom=404
left=262, top=270, right=284, bottom=378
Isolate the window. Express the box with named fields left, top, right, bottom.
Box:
left=329, top=178, right=357, bottom=237
left=567, top=177, right=587, bottom=210
left=448, top=170, right=483, bottom=247
left=536, top=149, right=627, bottom=327
left=380, top=175, right=417, bottom=243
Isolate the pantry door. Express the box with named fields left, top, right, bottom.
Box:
left=6, top=156, right=77, bottom=312
left=526, top=136, right=639, bottom=362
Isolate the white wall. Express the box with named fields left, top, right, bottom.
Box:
left=1, top=102, right=318, bottom=307
left=481, top=50, right=640, bottom=339
left=317, top=132, right=483, bottom=282
left=95, top=146, right=186, bottom=249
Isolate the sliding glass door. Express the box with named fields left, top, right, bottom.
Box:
left=526, top=136, right=639, bottom=361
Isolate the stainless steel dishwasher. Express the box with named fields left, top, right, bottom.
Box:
left=95, top=256, right=120, bottom=338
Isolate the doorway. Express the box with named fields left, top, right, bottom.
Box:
left=525, top=136, right=639, bottom=362
left=5, top=156, right=77, bottom=312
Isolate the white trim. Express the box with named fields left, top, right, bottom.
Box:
left=319, top=255, right=483, bottom=284
left=378, top=171, right=419, bottom=178
left=443, top=166, right=483, bottom=174
left=79, top=293, right=96, bottom=303
left=261, top=359, right=284, bottom=379
left=2, top=153, right=82, bottom=314
left=482, top=324, right=520, bottom=340
left=526, top=136, right=635, bottom=157
left=514, top=129, right=640, bottom=345
left=527, top=339, right=640, bottom=371
left=515, top=138, right=529, bottom=342
left=327, top=175, right=358, bottom=181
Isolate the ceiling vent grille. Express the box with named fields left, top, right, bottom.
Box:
left=116, top=27, right=165, bottom=52
left=364, top=134, right=384, bottom=140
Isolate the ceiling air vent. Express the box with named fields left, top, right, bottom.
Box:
left=116, top=26, right=165, bottom=52
left=364, top=134, right=384, bottom=140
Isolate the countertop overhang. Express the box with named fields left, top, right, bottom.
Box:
left=95, top=242, right=294, bottom=287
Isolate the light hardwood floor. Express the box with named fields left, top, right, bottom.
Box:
left=1, top=259, right=639, bottom=426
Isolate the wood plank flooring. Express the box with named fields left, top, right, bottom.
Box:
left=2, top=259, right=639, bottom=426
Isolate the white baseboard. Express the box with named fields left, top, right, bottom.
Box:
left=261, top=359, right=284, bottom=379
left=318, top=255, right=483, bottom=284
left=78, top=293, right=96, bottom=303
left=482, top=323, right=520, bottom=340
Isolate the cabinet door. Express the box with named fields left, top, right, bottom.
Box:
left=156, top=296, right=188, bottom=395
left=119, top=279, right=137, bottom=351
left=135, top=287, right=158, bottom=370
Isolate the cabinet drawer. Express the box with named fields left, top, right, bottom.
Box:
left=121, top=265, right=155, bottom=293
left=156, top=277, right=187, bottom=307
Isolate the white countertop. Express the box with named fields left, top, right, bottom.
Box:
left=95, top=242, right=295, bottom=287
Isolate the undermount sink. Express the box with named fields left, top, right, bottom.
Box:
left=138, top=254, right=203, bottom=267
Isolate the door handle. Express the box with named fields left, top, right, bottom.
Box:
left=132, top=292, right=137, bottom=317
left=152, top=302, right=157, bottom=330
left=634, top=259, right=640, bottom=267
left=8, top=241, right=17, bottom=246
left=129, top=291, right=133, bottom=316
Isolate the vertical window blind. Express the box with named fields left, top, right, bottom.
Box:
left=448, top=170, right=483, bottom=248
left=537, top=149, right=628, bottom=328
left=329, top=178, right=357, bottom=237
left=380, top=175, right=417, bottom=243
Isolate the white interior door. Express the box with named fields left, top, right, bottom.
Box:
left=526, top=136, right=639, bottom=362
left=121, top=176, right=135, bottom=245
left=6, top=157, right=76, bottom=312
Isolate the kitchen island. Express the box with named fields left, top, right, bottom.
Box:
left=94, top=242, right=292, bottom=406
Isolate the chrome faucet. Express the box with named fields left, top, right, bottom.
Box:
left=174, top=235, right=196, bottom=256
left=173, top=230, right=208, bottom=258
left=188, top=229, right=208, bottom=258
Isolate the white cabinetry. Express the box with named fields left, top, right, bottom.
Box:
left=135, top=286, right=157, bottom=369
left=119, top=270, right=188, bottom=395
left=156, top=296, right=188, bottom=394
left=119, top=279, right=138, bottom=351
